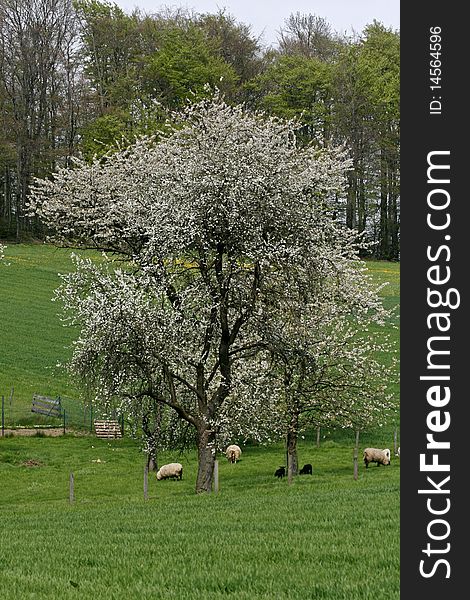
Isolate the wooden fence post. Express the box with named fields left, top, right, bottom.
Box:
left=69, top=473, right=74, bottom=503
left=144, top=465, right=149, bottom=500
left=213, top=460, right=219, bottom=494
left=353, top=430, right=360, bottom=480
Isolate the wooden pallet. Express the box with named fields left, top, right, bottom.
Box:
left=94, top=419, right=122, bottom=439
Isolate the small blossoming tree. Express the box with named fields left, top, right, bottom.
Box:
left=264, top=297, right=397, bottom=475
left=30, top=96, right=386, bottom=493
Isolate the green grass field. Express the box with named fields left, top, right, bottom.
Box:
left=0, top=435, right=399, bottom=600
left=0, top=244, right=400, bottom=599
left=0, top=244, right=83, bottom=412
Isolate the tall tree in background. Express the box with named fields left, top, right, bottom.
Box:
left=73, top=0, right=137, bottom=113
left=279, top=12, right=340, bottom=61
left=332, top=23, right=399, bottom=258
left=267, top=14, right=399, bottom=258
left=360, top=22, right=400, bottom=259
left=0, top=0, right=81, bottom=238
left=75, top=2, right=243, bottom=160
left=136, top=25, right=238, bottom=109
left=1, top=3, right=399, bottom=260
left=196, top=10, right=265, bottom=92
left=333, top=42, right=371, bottom=234
left=247, top=13, right=341, bottom=144
left=248, top=54, right=334, bottom=145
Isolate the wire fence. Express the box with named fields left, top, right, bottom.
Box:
left=1, top=389, right=399, bottom=454
left=1, top=389, right=124, bottom=434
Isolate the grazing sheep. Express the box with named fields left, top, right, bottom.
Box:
left=396, top=446, right=400, bottom=457
left=274, top=466, right=286, bottom=479
left=225, top=444, right=242, bottom=463
left=299, top=463, right=313, bottom=475
left=363, top=448, right=391, bottom=468
left=156, top=462, right=183, bottom=480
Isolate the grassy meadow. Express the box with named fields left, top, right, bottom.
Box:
left=0, top=435, right=399, bottom=600
left=0, top=244, right=400, bottom=598
left=0, top=244, right=83, bottom=412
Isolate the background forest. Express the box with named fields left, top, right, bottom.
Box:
left=0, top=0, right=399, bottom=259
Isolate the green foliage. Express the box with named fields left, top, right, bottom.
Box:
left=80, top=110, right=130, bottom=160
left=74, top=0, right=139, bottom=108
left=138, top=26, right=238, bottom=108
left=74, top=5, right=241, bottom=155
left=75, top=0, right=240, bottom=110
left=196, top=10, right=264, bottom=85
left=2, top=2, right=400, bottom=256
left=79, top=101, right=171, bottom=160
left=330, top=24, right=400, bottom=255
left=359, top=22, right=400, bottom=123
left=332, top=23, right=399, bottom=155
left=333, top=23, right=399, bottom=131
left=0, top=435, right=399, bottom=599
left=250, top=54, right=333, bottom=143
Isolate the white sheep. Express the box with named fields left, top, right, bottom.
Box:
left=396, top=446, right=400, bottom=457
left=363, top=448, right=391, bottom=468
left=156, top=462, right=183, bottom=480
left=225, top=444, right=242, bottom=463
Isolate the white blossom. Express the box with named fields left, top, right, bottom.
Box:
left=29, top=95, right=394, bottom=492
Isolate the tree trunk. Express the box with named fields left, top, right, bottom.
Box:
left=388, top=157, right=400, bottom=260
left=357, top=176, right=366, bottom=234
left=287, top=452, right=294, bottom=485
left=346, top=171, right=356, bottom=229
left=286, top=425, right=299, bottom=477
left=379, top=149, right=389, bottom=259
left=353, top=430, right=360, bottom=480
left=147, top=453, right=157, bottom=472
left=195, top=427, right=216, bottom=493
